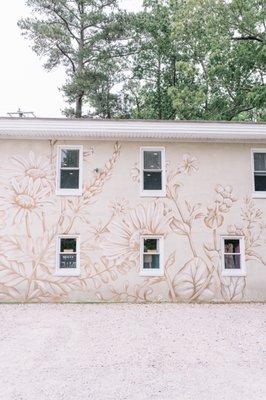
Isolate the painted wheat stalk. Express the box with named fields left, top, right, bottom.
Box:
left=83, top=141, right=121, bottom=203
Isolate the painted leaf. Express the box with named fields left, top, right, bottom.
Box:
left=171, top=218, right=190, bottom=235
left=221, top=277, right=246, bottom=301
left=173, top=257, right=214, bottom=301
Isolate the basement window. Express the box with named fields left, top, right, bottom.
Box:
left=221, top=237, right=246, bottom=277
left=56, top=235, right=80, bottom=276
left=140, top=236, right=164, bottom=276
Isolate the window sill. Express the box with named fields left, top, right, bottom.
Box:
left=55, top=271, right=80, bottom=277
left=140, top=270, right=164, bottom=277
left=55, top=189, right=82, bottom=196
left=221, top=270, right=246, bottom=277
left=252, top=192, right=266, bottom=199
left=140, top=191, right=166, bottom=198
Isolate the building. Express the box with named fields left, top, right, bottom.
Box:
left=0, top=118, right=265, bottom=302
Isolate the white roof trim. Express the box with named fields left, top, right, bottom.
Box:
left=0, top=118, right=265, bottom=142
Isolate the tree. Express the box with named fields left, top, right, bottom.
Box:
left=19, top=0, right=265, bottom=121
left=18, top=0, right=127, bottom=117
left=169, top=0, right=266, bottom=120
left=123, top=0, right=265, bottom=121
left=121, top=0, right=178, bottom=120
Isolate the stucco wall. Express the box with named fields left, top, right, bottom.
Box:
left=0, top=138, right=265, bottom=302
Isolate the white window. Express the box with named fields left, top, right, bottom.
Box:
left=140, top=236, right=164, bottom=276
left=56, top=235, right=80, bottom=276
left=252, top=149, right=266, bottom=197
left=56, top=145, right=83, bottom=195
left=140, top=147, right=166, bottom=197
left=221, top=236, right=246, bottom=277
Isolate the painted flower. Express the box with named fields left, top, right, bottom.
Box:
left=227, top=224, right=244, bottom=236
left=103, top=202, right=173, bottom=262
left=109, top=198, right=129, bottom=216
left=10, top=151, right=54, bottom=190
left=178, top=154, right=199, bottom=174
left=0, top=178, right=52, bottom=226
left=215, top=185, right=236, bottom=202
left=205, top=185, right=237, bottom=229
left=204, top=202, right=224, bottom=229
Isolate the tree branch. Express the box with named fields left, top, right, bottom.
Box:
left=56, top=44, right=76, bottom=72
left=228, top=106, right=254, bottom=120
left=45, top=5, right=80, bottom=44
left=232, top=36, right=263, bottom=43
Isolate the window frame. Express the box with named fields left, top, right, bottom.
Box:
left=140, top=147, right=166, bottom=197
left=56, top=145, right=83, bottom=196
left=140, top=235, right=164, bottom=277
left=251, top=148, right=266, bottom=198
left=221, top=236, right=246, bottom=277
left=55, top=234, right=81, bottom=277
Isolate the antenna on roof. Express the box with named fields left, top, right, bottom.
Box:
left=7, top=108, right=36, bottom=118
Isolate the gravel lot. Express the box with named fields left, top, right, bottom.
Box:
left=0, top=303, right=265, bottom=400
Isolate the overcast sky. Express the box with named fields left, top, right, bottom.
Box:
left=0, top=1, right=142, bottom=118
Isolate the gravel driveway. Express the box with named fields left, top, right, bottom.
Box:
left=0, top=304, right=265, bottom=400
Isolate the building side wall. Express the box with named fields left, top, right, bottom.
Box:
left=0, top=139, right=265, bottom=302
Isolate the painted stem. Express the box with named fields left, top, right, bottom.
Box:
left=171, top=194, right=197, bottom=257
left=25, top=213, right=31, bottom=238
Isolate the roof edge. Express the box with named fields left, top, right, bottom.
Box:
left=0, top=117, right=265, bottom=125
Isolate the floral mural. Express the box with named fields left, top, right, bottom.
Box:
left=0, top=140, right=265, bottom=303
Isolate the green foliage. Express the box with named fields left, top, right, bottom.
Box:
left=19, top=0, right=265, bottom=120
left=18, top=0, right=129, bottom=118
left=168, top=0, right=266, bottom=120
left=121, top=0, right=178, bottom=119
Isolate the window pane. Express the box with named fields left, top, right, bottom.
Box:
left=61, top=149, right=79, bottom=168
left=144, top=239, right=158, bottom=252
left=254, top=173, right=266, bottom=191
left=60, top=254, right=77, bottom=269
left=143, top=254, right=160, bottom=269
left=224, top=254, right=241, bottom=269
left=144, top=171, right=162, bottom=190
left=60, top=169, right=79, bottom=189
left=224, top=239, right=240, bottom=254
left=60, top=238, right=77, bottom=253
left=254, top=153, right=266, bottom=171
left=144, top=151, right=161, bottom=170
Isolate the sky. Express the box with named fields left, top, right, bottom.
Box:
left=0, top=1, right=142, bottom=118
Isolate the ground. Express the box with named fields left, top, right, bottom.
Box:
left=0, top=304, right=265, bottom=400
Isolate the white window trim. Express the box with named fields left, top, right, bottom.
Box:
left=251, top=148, right=266, bottom=198
left=140, top=147, right=166, bottom=197
left=56, top=145, right=83, bottom=196
left=221, top=236, right=246, bottom=277
left=140, top=235, right=164, bottom=277
left=55, top=235, right=81, bottom=277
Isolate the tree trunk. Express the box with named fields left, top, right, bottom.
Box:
left=172, top=55, right=176, bottom=86
left=106, top=84, right=111, bottom=119
left=75, top=92, right=84, bottom=118
left=75, top=2, right=85, bottom=118
left=157, top=56, right=162, bottom=120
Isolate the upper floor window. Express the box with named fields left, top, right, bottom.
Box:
left=56, top=145, right=83, bottom=196
left=56, top=235, right=80, bottom=276
left=221, top=236, right=246, bottom=277
left=140, top=147, right=166, bottom=196
left=140, top=236, right=164, bottom=276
